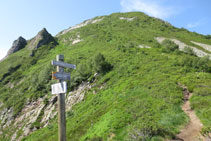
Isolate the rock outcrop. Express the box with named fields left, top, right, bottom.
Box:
left=7, top=36, right=27, bottom=56
left=119, top=17, right=136, bottom=21
left=0, top=107, right=14, bottom=129
left=57, top=17, right=104, bottom=36
left=155, top=37, right=211, bottom=59
left=28, top=28, right=56, bottom=50
left=191, top=41, right=211, bottom=52
left=0, top=81, right=95, bottom=140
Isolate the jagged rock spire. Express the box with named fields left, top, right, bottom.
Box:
left=7, top=36, right=27, bottom=56
left=28, top=28, right=56, bottom=50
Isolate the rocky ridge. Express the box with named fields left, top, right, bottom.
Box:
left=28, top=28, right=56, bottom=50
left=6, top=36, right=27, bottom=56
left=57, top=17, right=104, bottom=36
left=2, top=28, right=56, bottom=60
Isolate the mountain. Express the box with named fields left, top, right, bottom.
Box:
left=6, top=36, right=27, bottom=56
left=28, top=28, right=57, bottom=50
left=0, top=12, right=211, bottom=141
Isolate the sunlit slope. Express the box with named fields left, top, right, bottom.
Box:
left=0, top=12, right=210, bottom=140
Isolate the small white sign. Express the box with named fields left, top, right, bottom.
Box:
left=51, top=81, right=67, bottom=94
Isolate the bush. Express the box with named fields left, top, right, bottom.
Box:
left=126, top=42, right=136, bottom=49
left=77, top=63, right=92, bottom=78
left=194, top=87, right=211, bottom=97
left=197, top=56, right=211, bottom=72
left=38, top=64, right=53, bottom=84
left=178, top=55, right=211, bottom=73
left=161, top=39, right=179, bottom=53
left=92, top=53, right=112, bottom=74
left=71, top=62, right=92, bottom=87
left=71, top=53, right=112, bottom=89
left=205, top=34, right=211, bottom=39
left=184, top=46, right=195, bottom=56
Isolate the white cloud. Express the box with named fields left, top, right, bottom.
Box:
left=120, top=0, right=176, bottom=19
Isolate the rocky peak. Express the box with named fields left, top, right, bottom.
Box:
left=28, top=28, right=56, bottom=50
left=7, top=36, right=27, bottom=56
left=38, top=28, right=50, bottom=37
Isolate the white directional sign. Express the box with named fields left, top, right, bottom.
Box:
left=52, top=72, right=71, bottom=80
left=51, top=81, right=67, bottom=94
left=51, top=60, right=76, bottom=69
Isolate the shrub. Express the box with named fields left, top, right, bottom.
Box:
left=38, top=64, right=53, bottom=84
left=184, top=46, right=195, bottom=56
left=178, top=55, right=211, bottom=73
left=197, top=56, right=211, bottom=72
left=126, top=42, right=136, bottom=48
left=161, top=39, right=179, bottom=53
left=194, top=87, right=211, bottom=97
left=154, top=42, right=161, bottom=48
left=205, top=34, right=211, bottom=39
left=71, top=62, right=92, bottom=87
left=77, top=63, right=92, bottom=78
left=92, top=53, right=112, bottom=74
left=71, top=53, right=112, bottom=89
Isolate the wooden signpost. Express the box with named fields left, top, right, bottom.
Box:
left=51, top=55, right=76, bottom=141
left=52, top=60, right=76, bottom=69
left=52, top=72, right=71, bottom=81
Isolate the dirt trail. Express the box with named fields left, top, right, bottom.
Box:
left=174, top=85, right=204, bottom=141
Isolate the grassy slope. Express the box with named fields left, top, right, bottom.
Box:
left=0, top=12, right=210, bottom=140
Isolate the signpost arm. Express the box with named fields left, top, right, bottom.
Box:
left=57, top=55, right=66, bottom=141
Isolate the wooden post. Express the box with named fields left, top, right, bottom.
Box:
left=56, top=55, right=66, bottom=141
left=52, top=55, right=75, bottom=140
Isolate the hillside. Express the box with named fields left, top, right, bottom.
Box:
left=0, top=12, right=211, bottom=140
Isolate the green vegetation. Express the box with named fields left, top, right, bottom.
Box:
left=71, top=53, right=112, bottom=89
left=205, top=34, right=211, bottom=39
left=161, top=39, right=179, bottom=53
left=183, top=46, right=196, bottom=56
left=0, top=12, right=211, bottom=140
left=91, top=53, right=112, bottom=74
left=175, top=55, right=211, bottom=73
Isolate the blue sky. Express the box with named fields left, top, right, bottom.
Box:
left=0, top=0, right=210, bottom=59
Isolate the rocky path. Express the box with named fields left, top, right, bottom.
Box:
left=175, top=85, right=204, bottom=141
